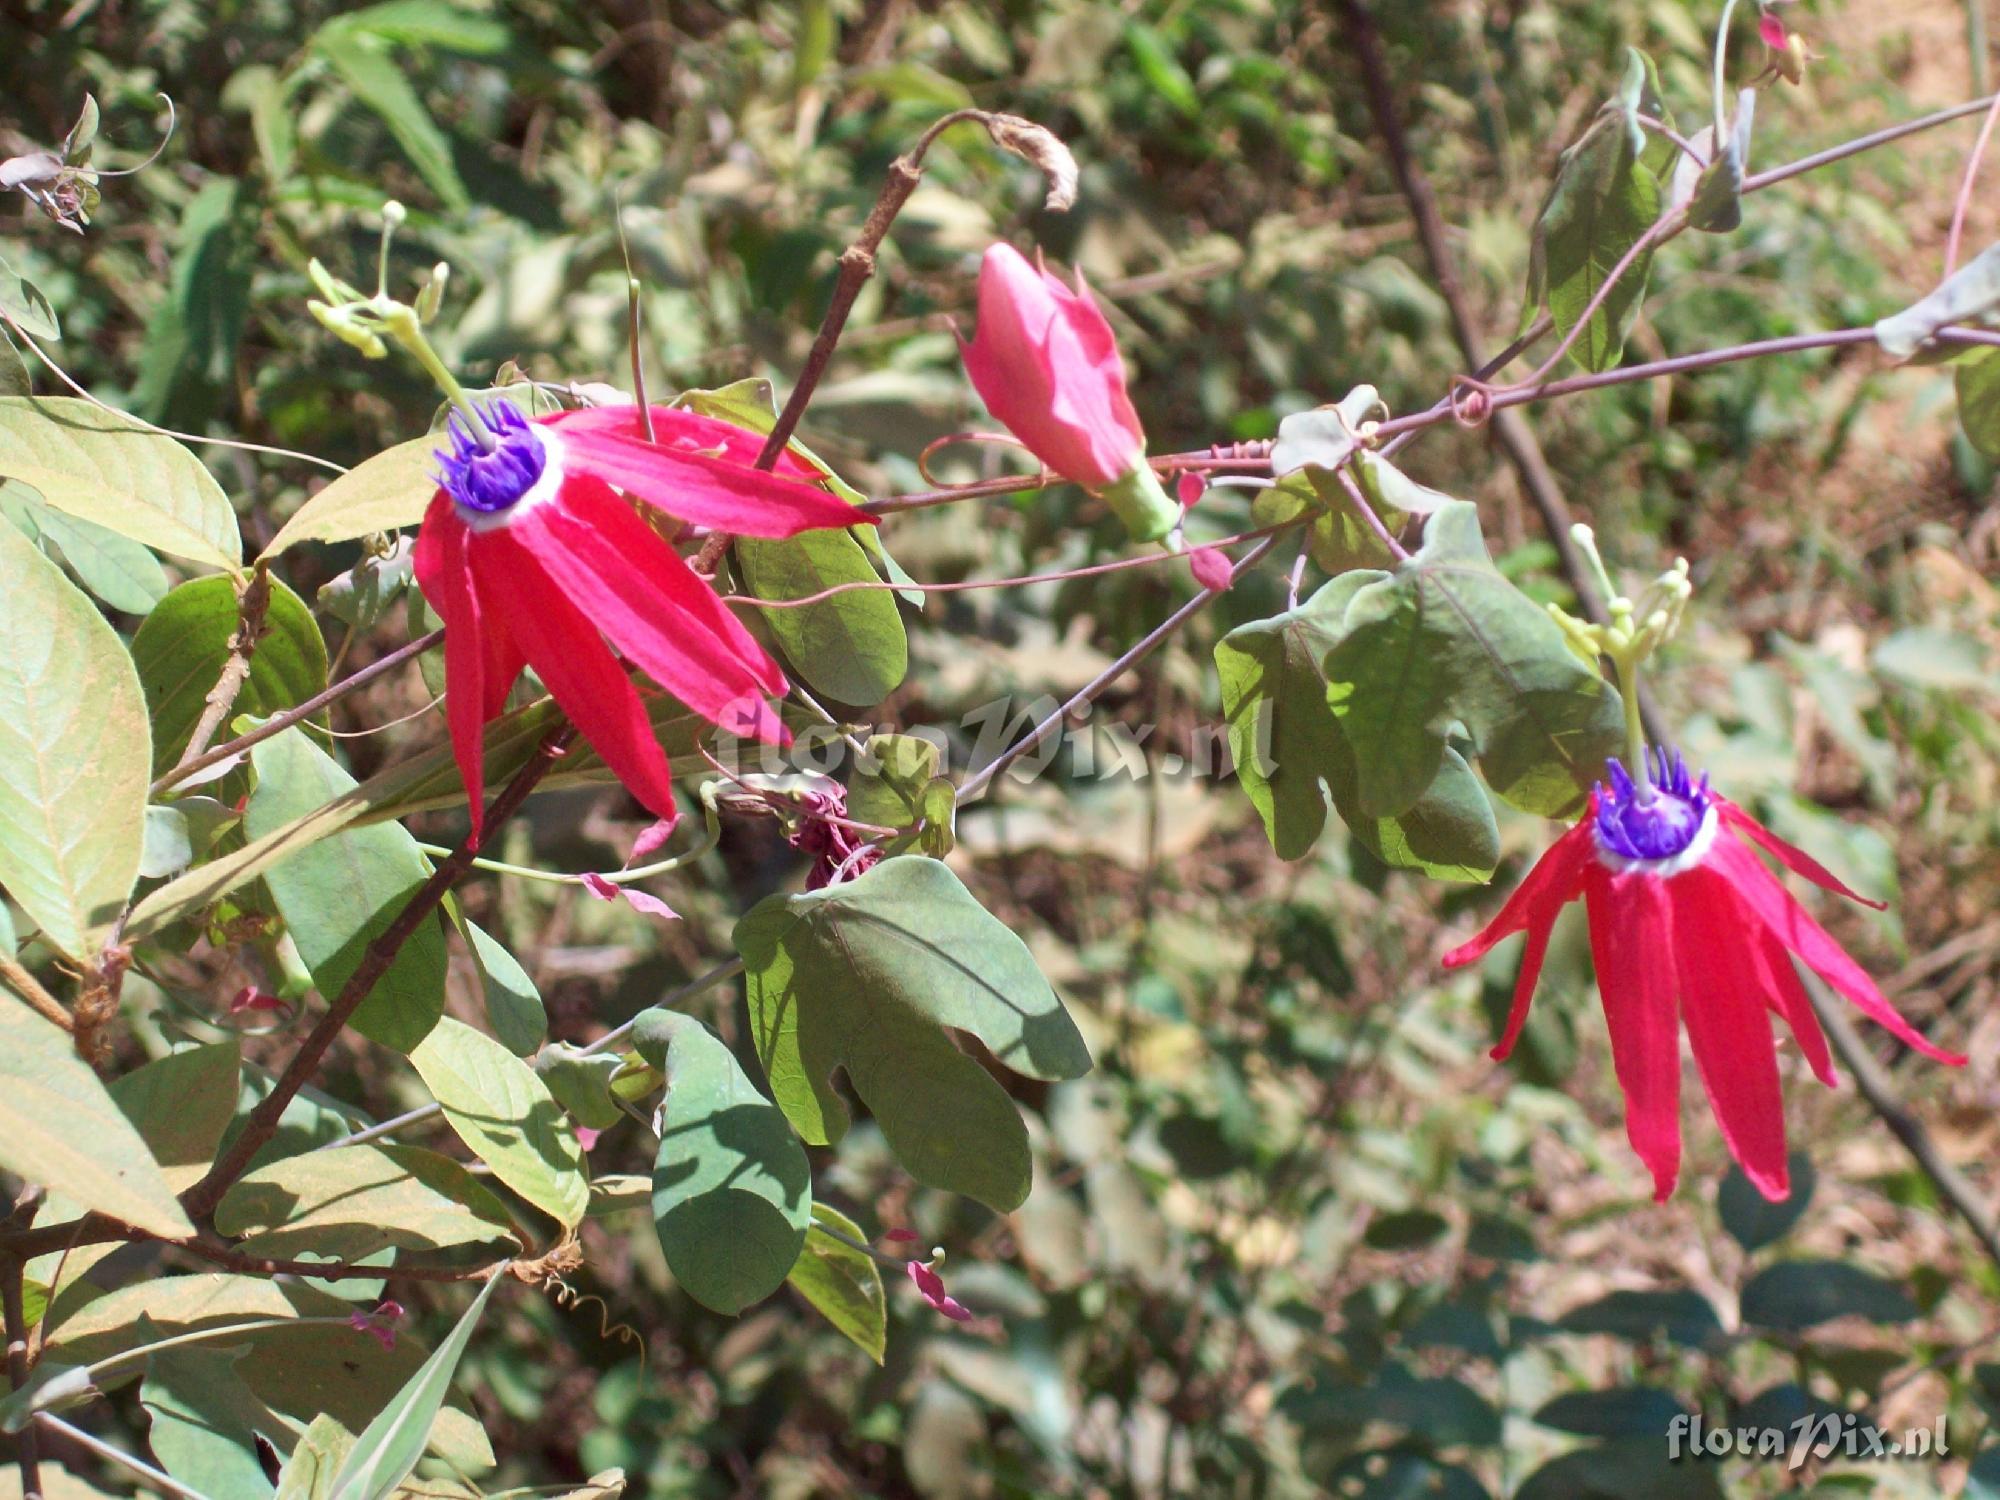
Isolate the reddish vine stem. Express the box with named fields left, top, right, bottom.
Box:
left=956, top=533, right=1287, bottom=802
left=179, top=721, right=576, bottom=1221
left=1944, top=88, right=2000, bottom=274
left=154, top=627, right=445, bottom=795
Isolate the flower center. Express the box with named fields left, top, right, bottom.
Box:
left=1592, top=748, right=1714, bottom=869
left=436, top=400, right=547, bottom=514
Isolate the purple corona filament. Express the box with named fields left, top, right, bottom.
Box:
left=435, top=400, right=547, bottom=513
left=1592, top=747, right=1713, bottom=863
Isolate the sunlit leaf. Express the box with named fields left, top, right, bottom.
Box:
left=735, top=855, right=1090, bottom=1212
left=412, top=1018, right=587, bottom=1226
left=0, top=518, right=149, bottom=957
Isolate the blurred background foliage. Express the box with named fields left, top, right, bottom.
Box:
left=3, top=0, right=1999, bottom=1494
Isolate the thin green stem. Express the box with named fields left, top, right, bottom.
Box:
left=1714, top=0, right=1745, bottom=141
left=1620, top=664, right=1653, bottom=800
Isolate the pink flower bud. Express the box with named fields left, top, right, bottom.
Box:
left=907, top=1260, right=973, bottom=1323
left=1757, top=11, right=1786, bottom=49
left=576, top=1126, right=602, bottom=1151
left=1176, top=470, right=1207, bottom=508
left=883, top=1227, right=922, bottom=1244
left=228, top=986, right=287, bottom=1016
left=960, top=245, right=1178, bottom=541
left=1187, top=547, right=1234, bottom=593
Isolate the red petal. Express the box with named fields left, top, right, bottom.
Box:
left=1673, top=868, right=1791, bottom=1202
left=469, top=527, right=680, bottom=823
left=1583, top=865, right=1683, bottom=1201
left=1443, top=822, right=1592, bottom=1061
left=547, top=404, right=822, bottom=479
left=1716, top=798, right=1886, bottom=910
left=1709, top=834, right=1965, bottom=1065
left=414, top=493, right=493, bottom=839
left=1442, top=821, right=1594, bottom=970
left=511, top=486, right=787, bottom=743
left=558, top=424, right=868, bottom=539
left=1745, top=921, right=1839, bottom=1088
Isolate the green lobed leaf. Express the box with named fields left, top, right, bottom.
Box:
left=634, top=1010, right=811, bottom=1315
left=312, top=28, right=470, bottom=212
left=738, top=529, right=908, bottom=706
left=1216, top=577, right=1501, bottom=879
left=245, top=728, right=447, bottom=1052
left=787, top=1203, right=886, bottom=1363
left=260, top=436, right=434, bottom=560
left=734, top=854, right=1091, bottom=1212
left=141, top=1343, right=287, bottom=1500
left=216, top=1142, right=520, bottom=1259
left=412, top=1018, right=588, bottom=1227
left=1322, top=503, right=1624, bottom=820
left=0, top=1000, right=194, bottom=1238
left=0, top=519, right=150, bottom=957
left=1682, top=90, right=1755, bottom=234
left=109, top=1039, right=242, bottom=1192
left=325, top=1270, right=502, bottom=1500
left=133, top=575, right=329, bottom=775
left=0, top=396, right=241, bottom=569
left=1524, top=64, right=1663, bottom=371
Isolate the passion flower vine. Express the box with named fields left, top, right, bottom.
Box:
left=1445, top=530, right=1965, bottom=1202
left=309, top=208, right=865, bottom=837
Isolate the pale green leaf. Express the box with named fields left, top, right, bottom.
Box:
left=276, top=1413, right=356, bottom=1500
left=142, top=1343, right=286, bottom=1500
left=0, top=396, right=240, bottom=568
left=260, top=436, right=433, bottom=560
left=467, top=919, right=545, bottom=1055
left=246, top=728, right=447, bottom=1053
left=326, top=1271, right=502, bottom=1500
left=0, top=252, right=59, bottom=341
left=109, top=1039, right=242, bottom=1192
left=787, top=1202, right=886, bottom=1363
left=216, top=1143, right=519, bottom=1259
left=412, top=1018, right=588, bottom=1226
left=0, top=1000, right=194, bottom=1238
left=127, top=695, right=713, bottom=940
left=1216, top=579, right=1500, bottom=879
left=0, top=519, right=149, bottom=957
left=1876, top=240, right=2000, bottom=359
left=0, top=482, right=170, bottom=615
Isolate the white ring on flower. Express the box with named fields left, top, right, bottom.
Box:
left=454, top=426, right=567, bottom=533
left=1593, top=801, right=1718, bottom=878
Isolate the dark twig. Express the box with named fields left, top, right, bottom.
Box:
left=4, top=1258, right=42, bottom=1500
left=179, top=722, right=576, bottom=1220
left=154, top=627, right=445, bottom=795
left=1341, top=0, right=1668, bottom=738
left=1803, top=977, right=2000, bottom=1268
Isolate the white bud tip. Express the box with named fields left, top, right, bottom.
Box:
left=382, top=200, right=406, bottom=225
